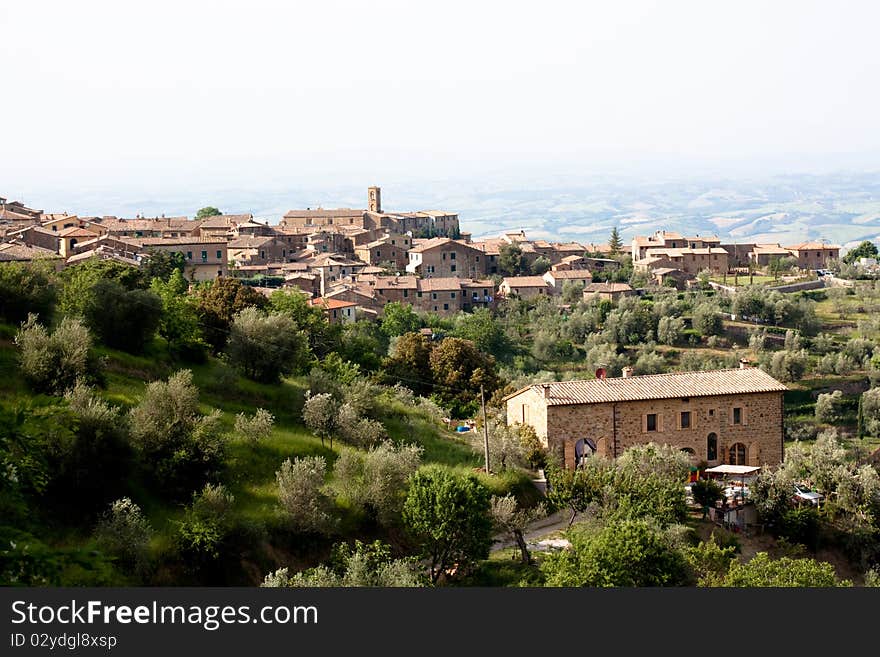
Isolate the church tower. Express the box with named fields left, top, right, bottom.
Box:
left=368, top=186, right=381, bottom=213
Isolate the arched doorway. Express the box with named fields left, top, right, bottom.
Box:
left=574, top=438, right=596, bottom=468
left=707, top=433, right=718, bottom=461
left=728, top=442, right=747, bottom=465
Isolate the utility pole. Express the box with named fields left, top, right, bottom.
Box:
left=481, top=384, right=490, bottom=474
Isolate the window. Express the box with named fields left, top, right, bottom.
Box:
left=733, top=407, right=742, bottom=425
left=729, top=442, right=746, bottom=465
left=432, top=292, right=437, bottom=300
left=442, top=253, right=447, bottom=260
left=450, top=252, right=456, bottom=260
left=376, top=251, right=381, bottom=258
left=707, top=433, right=718, bottom=461
left=260, top=250, right=265, bottom=259
left=450, top=292, right=456, bottom=299
left=186, top=251, right=192, bottom=260
left=680, top=411, right=691, bottom=429
left=443, top=303, right=449, bottom=310
left=451, top=264, right=457, bottom=272
left=708, top=409, right=715, bottom=417
left=646, top=414, right=657, bottom=432
left=216, top=250, right=222, bottom=259
left=417, top=292, right=423, bottom=298
left=403, top=290, right=408, bottom=298
left=201, top=250, right=208, bottom=262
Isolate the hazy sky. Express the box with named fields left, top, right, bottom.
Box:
left=2, top=0, right=879, bottom=195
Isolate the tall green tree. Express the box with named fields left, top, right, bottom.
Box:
left=608, top=227, right=623, bottom=255
left=843, top=240, right=878, bottom=264
left=402, top=468, right=493, bottom=583
left=498, top=243, right=526, bottom=276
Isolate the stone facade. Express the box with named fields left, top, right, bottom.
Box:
left=506, top=370, right=785, bottom=469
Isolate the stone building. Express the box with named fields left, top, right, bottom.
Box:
left=784, top=242, right=841, bottom=269
left=406, top=237, right=487, bottom=278
left=504, top=365, right=787, bottom=470
left=136, top=237, right=228, bottom=281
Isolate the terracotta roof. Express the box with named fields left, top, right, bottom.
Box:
left=584, top=282, right=633, bottom=293
left=136, top=237, right=227, bottom=246
left=0, top=242, right=61, bottom=261
left=505, top=367, right=787, bottom=406
left=372, top=275, right=418, bottom=290
left=309, top=297, right=358, bottom=310
left=199, top=214, right=252, bottom=227
left=417, top=277, right=464, bottom=291
left=545, top=269, right=593, bottom=280
left=501, top=276, right=550, bottom=288
left=58, top=227, right=98, bottom=238
left=283, top=209, right=365, bottom=219
left=785, top=242, right=841, bottom=251
left=751, top=244, right=791, bottom=254
left=409, top=237, right=475, bottom=253
left=228, top=236, right=275, bottom=248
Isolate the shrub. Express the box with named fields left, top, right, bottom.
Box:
left=331, top=441, right=423, bottom=525
left=128, top=370, right=226, bottom=499
left=93, top=497, right=153, bottom=576
left=541, top=519, right=689, bottom=587
left=276, top=456, right=334, bottom=534
left=234, top=408, right=275, bottom=444
left=815, top=390, right=846, bottom=424
left=0, top=261, right=55, bottom=324
left=262, top=540, right=423, bottom=587
left=82, top=279, right=161, bottom=353
left=175, top=483, right=236, bottom=568
left=15, top=315, right=101, bottom=394
left=225, top=308, right=310, bottom=383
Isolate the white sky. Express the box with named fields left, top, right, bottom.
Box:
left=2, top=0, right=879, bottom=192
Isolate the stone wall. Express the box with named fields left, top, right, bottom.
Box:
left=508, top=388, right=784, bottom=469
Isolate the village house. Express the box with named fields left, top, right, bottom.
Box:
left=309, top=297, right=358, bottom=324
left=353, top=233, right=411, bottom=270
left=227, top=235, right=294, bottom=267
left=0, top=197, right=43, bottom=223
left=498, top=276, right=553, bottom=299
left=784, top=241, right=841, bottom=269
left=749, top=243, right=794, bottom=267
left=542, top=269, right=593, bottom=293
left=91, top=216, right=201, bottom=239
left=504, top=364, right=787, bottom=469
left=0, top=241, right=63, bottom=267
left=636, top=246, right=729, bottom=275
left=136, top=237, right=228, bottom=281
left=406, top=237, right=487, bottom=278
left=583, top=282, right=635, bottom=302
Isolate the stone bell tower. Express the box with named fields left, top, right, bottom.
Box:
left=368, top=186, right=381, bottom=213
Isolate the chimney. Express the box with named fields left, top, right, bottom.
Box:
left=540, top=383, right=551, bottom=399
left=621, top=366, right=634, bottom=378
left=739, top=358, right=750, bottom=369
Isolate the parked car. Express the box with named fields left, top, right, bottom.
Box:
left=792, top=483, right=824, bottom=506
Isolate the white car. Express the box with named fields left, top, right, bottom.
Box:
left=792, top=483, right=824, bottom=506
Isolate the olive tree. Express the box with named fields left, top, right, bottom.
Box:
left=276, top=456, right=334, bottom=534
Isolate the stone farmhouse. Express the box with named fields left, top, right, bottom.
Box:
left=504, top=364, right=787, bottom=470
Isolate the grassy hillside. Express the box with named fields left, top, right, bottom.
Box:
left=0, top=324, right=537, bottom=585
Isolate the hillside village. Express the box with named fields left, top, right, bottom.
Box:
left=2, top=186, right=880, bottom=589
left=0, top=188, right=847, bottom=320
